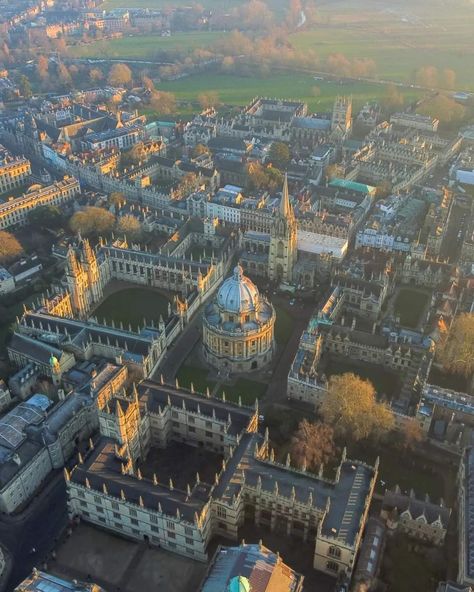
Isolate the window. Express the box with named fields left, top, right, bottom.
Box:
left=185, top=527, right=193, bottom=536
left=205, top=431, right=212, bottom=438
left=168, top=531, right=176, bottom=539
left=111, top=501, right=119, bottom=510
left=96, top=507, right=104, bottom=513
left=115, top=522, right=122, bottom=529
left=326, top=561, right=339, bottom=573
left=94, top=495, right=101, bottom=504
left=129, top=508, right=137, bottom=517
left=186, top=538, right=193, bottom=546
left=167, top=521, right=175, bottom=530
left=328, top=546, right=341, bottom=559
left=189, top=426, right=196, bottom=433
left=150, top=514, right=158, bottom=524
left=131, top=518, right=139, bottom=525
left=80, top=500, right=87, bottom=507
left=151, top=526, right=159, bottom=533
left=113, top=512, right=120, bottom=519
left=217, top=506, right=226, bottom=518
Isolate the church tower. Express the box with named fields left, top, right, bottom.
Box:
left=268, top=175, right=297, bottom=284
left=81, top=239, right=103, bottom=304
left=65, top=246, right=90, bottom=318
left=331, top=96, right=352, bottom=139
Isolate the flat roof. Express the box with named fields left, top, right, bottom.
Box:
left=297, top=230, right=347, bottom=259
left=329, top=178, right=376, bottom=195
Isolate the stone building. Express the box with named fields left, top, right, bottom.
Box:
left=202, top=265, right=275, bottom=373
left=0, top=176, right=80, bottom=230
left=65, top=379, right=377, bottom=581
left=381, top=486, right=450, bottom=546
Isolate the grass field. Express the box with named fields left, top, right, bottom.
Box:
left=159, top=73, right=420, bottom=114
left=394, top=288, right=429, bottom=328
left=175, top=364, right=215, bottom=394
left=68, top=32, right=224, bottom=59
left=217, top=378, right=267, bottom=406
left=94, top=287, right=170, bottom=330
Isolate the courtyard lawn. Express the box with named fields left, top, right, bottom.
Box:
left=324, top=358, right=400, bottom=399
left=394, top=288, right=429, bottom=329
left=68, top=32, right=224, bottom=59
left=347, top=441, right=448, bottom=499
left=176, top=364, right=214, bottom=394
left=93, top=287, right=170, bottom=330
left=273, top=304, right=294, bottom=346
left=217, top=378, right=267, bottom=406
left=382, top=534, right=445, bottom=592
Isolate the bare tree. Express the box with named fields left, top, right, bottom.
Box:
left=291, top=420, right=336, bottom=471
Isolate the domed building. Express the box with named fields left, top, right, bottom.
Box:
left=203, top=265, right=275, bottom=373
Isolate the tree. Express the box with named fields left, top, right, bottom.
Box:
left=415, top=65, right=438, bottom=88
left=69, top=207, right=115, bottom=237
left=247, top=162, right=283, bottom=192
left=107, top=63, right=132, bottom=87
left=401, top=419, right=424, bottom=450
left=108, top=192, right=126, bottom=210
left=438, top=313, right=474, bottom=378
left=0, top=231, right=23, bottom=265
left=18, top=75, right=32, bottom=99
left=268, top=142, right=290, bottom=170
left=58, top=63, right=73, bottom=90
left=192, top=143, right=210, bottom=158
left=321, top=373, right=394, bottom=442
left=381, top=83, right=405, bottom=113
left=89, top=68, right=104, bottom=83
left=443, top=68, right=456, bottom=90
left=417, top=95, right=466, bottom=126
left=116, top=215, right=143, bottom=242
left=149, top=90, right=176, bottom=115
left=36, top=55, right=49, bottom=82
left=28, top=205, right=64, bottom=229
left=197, top=91, right=220, bottom=110
left=291, top=420, right=336, bottom=471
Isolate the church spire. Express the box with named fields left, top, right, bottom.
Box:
left=280, top=173, right=290, bottom=218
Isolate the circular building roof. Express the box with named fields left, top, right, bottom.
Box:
left=217, top=265, right=259, bottom=315
left=228, top=576, right=251, bottom=592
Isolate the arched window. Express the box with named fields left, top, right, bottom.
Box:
left=277, top=241, right=284, bottom=258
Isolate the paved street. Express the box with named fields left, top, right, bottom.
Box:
left=0, top=472, right=68, bottom=590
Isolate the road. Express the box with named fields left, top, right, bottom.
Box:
left=0, top=472, right=68, bottom=590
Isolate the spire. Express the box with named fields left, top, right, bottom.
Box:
left=279, top=173, right=291, bottom=218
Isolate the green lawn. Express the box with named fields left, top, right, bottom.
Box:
left=394, top=288, right=429, bottom=328
left=216, top=378, right=267, bottom=406
left=382, top=534, right=445, bottom=592
left=176, top=363, right=214, bottom=394
left=160, top=73, right=421, bottom=114
left=68, top=32, right=224, bottom=59
left=347, top=441, right=448, bottom=499
left=324, top=357, right=400, bottom=399
left=273, top=304, right=294, bottom=346
left=94, top=287, right=170, bottom=330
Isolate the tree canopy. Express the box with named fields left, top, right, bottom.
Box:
left=69, top=207, right=115, bottom=237
left=28, top=205, right=64, bottom=229
left=107, top=63, right=132, bottom=87
left=438, top=313, right=474, bottom=378
left=116, top=215, right=143, bottom=242
left=290, top=420, right=336, bottom=471
left=268, top=142, right=290, bottom=170
left=0, top=231, right=23, bottom=265
left=321, top=373, right=394, bottom=442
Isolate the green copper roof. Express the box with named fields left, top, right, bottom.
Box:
left=329, top=178, right=376, bottom=194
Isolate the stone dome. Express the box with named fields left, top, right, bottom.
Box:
left=217, top=265, right=259, bottom=315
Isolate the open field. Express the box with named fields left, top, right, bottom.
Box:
left=68, top=32, right=224, bottom=59
left=73, top=0, right=474, bottom=89
left=159, top=73, right=421, bottom=114
left=290, top=8, right=474, bottom=89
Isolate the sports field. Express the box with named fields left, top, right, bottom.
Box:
left=159, top=73, right=420, bottom=113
